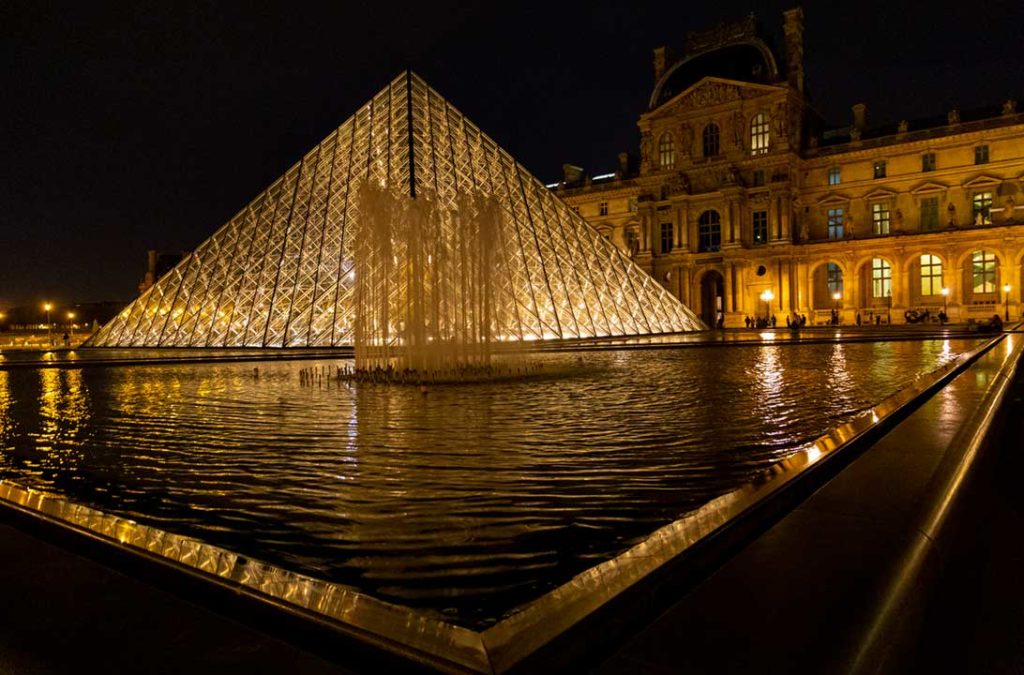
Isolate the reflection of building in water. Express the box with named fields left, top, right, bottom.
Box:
left=554, top=9, right=1024, bottom=327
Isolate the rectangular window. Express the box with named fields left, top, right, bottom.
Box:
left=873, top=160, right=887, bottom=179
left=920, top=254, right=943, bottom=296
left=920, top=197, right=940, bottom=230
left=827, top=208, right=844, bottom=240
left=921, top=153, right=936, bottom=172
left=872, top=201, right=891, bottom=235
left=827, top=263, right=843, bottom=296
left=660, top=222, right=673, bottom=254
left=872, top=259, right=892, bottom=298
left=599, top=201, right=608, bottom=216
left=973, top=192, right=993, bottom=225
left=972, top=251, right=997, bottom=293
left=828, top=167, right=841, bottom=186
left=752, top=170, right=765, bottom=187
left=752, top=210, right=768, bottom=245
left=975, top=145, right=989, bottom=164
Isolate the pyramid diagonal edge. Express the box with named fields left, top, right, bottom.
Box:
left=89, top=72, right=705, bottom=348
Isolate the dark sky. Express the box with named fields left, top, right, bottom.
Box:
left=3, top=0, right=1023, bottom=307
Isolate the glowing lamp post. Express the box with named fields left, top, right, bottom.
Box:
left=67, top=311, right=75, bottom=344
left=1004, top=283, right=1011, bottom=322
left=43, top=302, right=53, bottom=346
left=832, top=291, right=841, bottom=324
left=941, top=287, right=949, bottom=323
left=760, top=289, right=775, bottom=323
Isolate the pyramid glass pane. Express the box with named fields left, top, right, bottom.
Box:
left=88, top=73, right=704, bottom=348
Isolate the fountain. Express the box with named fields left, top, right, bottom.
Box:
left=352, top=181, right=541, bottom=382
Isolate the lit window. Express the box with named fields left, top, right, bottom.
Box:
left=920, top=197, right=939, bottom=230
left=872, top=201, right=891, bottom=235
left=698, top=210, right=721, bottom=252
left=828, top=167, right=841, bottom=185
left=702, top=123, right=720, bottom=157
left=871, top=258, right=892, bottom=298
left=972, top=250, right=997, bottom=294
left=660, top=222, right=673, bottom=254
left=750, top=113, right=769, bottom=155
left=920, top=254, right=943, bottom=295
left=658, top=133, right=675, bottom=169
left=975, top=145, right=989, bottom=164
left=752, top=210, right=768, bottom=245
left=972, top=192, right=993, bottom=225
left=827, top=208, right=844, bottom=239
left=827, top=263, right=843, bottom=296
left=873, top=160, right=887, bottom=179
left=599, top=201, right=608, bottom=216
left=922, top=153, right=936, bottom=172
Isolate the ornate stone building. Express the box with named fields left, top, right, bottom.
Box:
left=553, top=9, right=1024, bottom=327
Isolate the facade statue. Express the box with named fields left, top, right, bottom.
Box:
left=897, top=120, right=908, bottom=133
left=1003, top=99, right=1018, bottom=115
left=948, top=108, right=960, bottom=125
left=894, top=207, right=904, bottom=230
left=947, top=201, right=958, bottom=227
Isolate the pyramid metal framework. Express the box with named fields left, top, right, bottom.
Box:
left=89, top=73, right=704, bottom=348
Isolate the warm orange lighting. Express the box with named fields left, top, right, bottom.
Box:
left=759, top=289, right=775, bottom=303
left=43, top=302, right=52, bottom=312
left=67, top=311, right=75, bottom=320
left=832, top=292, right=841, bottom=301
left=941, top=287, right=949, bottom=296
left=1004, top=284, right=1012, bottom=294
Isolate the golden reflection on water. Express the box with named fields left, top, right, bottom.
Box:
left=36, top=368, right=90, bottom=465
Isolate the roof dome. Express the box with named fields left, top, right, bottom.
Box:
left=650, top=41, right=778, bottom=109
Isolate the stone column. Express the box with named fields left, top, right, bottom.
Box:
left=780, top=193, right=792, bottom=242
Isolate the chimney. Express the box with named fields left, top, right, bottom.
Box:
left=617, top=152, right=630, bottom=177
left=852, top=103, right=867, bottom=132
left=653, top=47, right=668, bottom=81
left=782, top=8, right=805, bottom=92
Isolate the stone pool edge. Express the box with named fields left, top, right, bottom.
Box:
left=0, top=334, right=1007, bottom=674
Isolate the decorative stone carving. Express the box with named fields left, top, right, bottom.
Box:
left=1003, top=99, right=1018, bottom=115
left=678, top=122, right=694, bottom=157
left=897, top=120, right=908, bottom=134
left=948, top=108, right=960, bottom=125
left=947, top=201, right=958, bottom=227
left=640, top=131, right=652, bottom=172
left=850, top=127, right=862, bottom=142
left=730, top=111, right=744, bottom=148
left=672, top=82, right=742, bottom=111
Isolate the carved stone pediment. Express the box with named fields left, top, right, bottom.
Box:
left=962, top=173, right=1002, bottom=189
left=651, top=77, right=783, bottom=118
left=910, top=181, right=949, bottom=195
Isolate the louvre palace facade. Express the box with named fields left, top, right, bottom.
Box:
left=552, top=9, right=1024, bottom=327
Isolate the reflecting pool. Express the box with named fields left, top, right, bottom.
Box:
left=0, top=339, right=977, bottom=627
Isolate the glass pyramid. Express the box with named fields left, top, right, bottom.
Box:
left=89, top=73, right=704, bottom=349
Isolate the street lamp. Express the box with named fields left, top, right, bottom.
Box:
left=760, top=289, right=775, bottom=324
left=832, top=292, right=841, bottom=325
left=43, top=302, right=52, bottom=346
left=941, top=287, right=949, bottom=324
left=1004, top=283, right=1011, bottom=322
left=67, top=311, right=75, bottom=345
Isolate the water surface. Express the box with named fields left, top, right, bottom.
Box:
left=0, top=339, right=975, bottom=627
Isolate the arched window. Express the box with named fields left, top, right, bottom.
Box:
left=971, top=250, right=997, bottom=293
left=871, top=258, right=892, bottom=298
left=702, top=123, right=720, bottom=157
left=920, top=254, right=943, bottom=295
left=750, top=113, right=770, bottom=155
left=698, top=210, right=721, bottom=252
left=658, top=133, right=675, bottom=169
left=827, top=263, right=843, bottom=296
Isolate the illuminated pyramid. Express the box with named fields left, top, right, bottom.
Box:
left=89, top=72, right=704, bottom=349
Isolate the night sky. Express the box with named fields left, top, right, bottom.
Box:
left=3, top=0, right=1023, bottom=308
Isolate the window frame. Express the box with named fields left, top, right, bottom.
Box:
left=974, top=145, right=989, bottom=165
left=920, top=254, right=943, bottom=296
left=972, top=192, right=993, bottom=225
left=752, top=209, right=768, bottom=246
left=971, top=250, right=997, bottom=294
left=871, top=201, right=891, bottom=235
left=827, top=262, right=844, bottom=296
left=659, top=222, right=673, bottom=254
left=702, top=123, right=720, bottom=158
left=750, top=113, right=770, bottom=156
left=828, top=166, right=841, bottom=186
left=599, top=201, right=608, bottom=216
left=920, top=196, right=940, bottom=231
left=827, top=207, right=845, bottom=240
left=873, top=160, right=887, bottom=179
left=871, top=258, right=892, bottom=298
left=921, top=152, right=936, bottom=172
left=698, top=210, right=722, bottom=252
left=658, top=133, right=675, bottom=170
